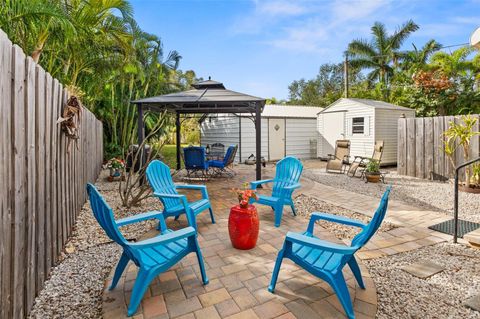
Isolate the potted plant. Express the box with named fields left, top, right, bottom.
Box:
left=228, top=183, right=259, bottom=250
left=364, top=159, right=381, bottom=183
left=444, top=115, right=480, bottom=193
left=106, top=158, right=125, bottom=182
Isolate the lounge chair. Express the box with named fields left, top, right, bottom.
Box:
left=348, top=140, right=384, bottom=177
left=250, top=156, right=303, bottom=227
left=326, top=140, right=351, bottom=173
left=146, top=160, right=215, bottom=228
left=268, top=187, right=391, bottom=319
left=208, top=144, right=238, bottom=177
left=86, top=183, right=208, bottom=317
left=183, top=146, right=209, bottom=180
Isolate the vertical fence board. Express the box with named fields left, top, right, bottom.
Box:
left=397, top=118, right=407, bottom=175
left=415, top=118, right=425, bottom=178
left=11, top=44, right=27, bottom=319
left=433, top=116, right=444, bottom=178
left=424, top=118, right=434, bottom=179
left=35, top=66, right=46, bottom=292
left=25, top=57, right=37, bottom=310
left=51, top=79, right=59, bottom=262
left=0, top=29, right=13, bottom=319
left=44, top=74, right=53, bottom=271
left=406, top=118, right=416, bottom=177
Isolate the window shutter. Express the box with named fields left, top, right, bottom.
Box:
left=364, top=116, right=370, bottom=136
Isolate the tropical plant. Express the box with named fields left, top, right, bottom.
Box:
left=430, top=47, right=477, bottom=78
left=443, top=115, right=480, bottom=187
left=365, top=159, right=380, bottom=174
left=347, top=20, right=419, bottom=96
left=400, top=39, right=442, bottom=74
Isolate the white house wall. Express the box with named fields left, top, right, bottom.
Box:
left=200, top=114, right=241, bottom=162
left=375, top=108, right=415, bottom=165
left=286, top=118, right=317, bottom=159
left=240, top=117, right=268, bottom=161
left=317, top=99, right=375, bottom=160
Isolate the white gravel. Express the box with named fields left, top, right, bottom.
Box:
left=304, top=168, right=480, bottom=223
left=294, top=194, right=396, bottom=240
left=365, top=243, right=480, bottom=319
left=29, top=170, right=162, bottom=319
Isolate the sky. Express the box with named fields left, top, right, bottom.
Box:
left=130, top=0, right=479, bottom=100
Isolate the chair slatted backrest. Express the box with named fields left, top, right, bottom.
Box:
left=351, top=187, right=391, bottom=248
left=272, top=157, right=303, bottom=199
left=335, top=140, right=350, bottom=161
left=87, top=183, right=127, bottom=246
left=211, top=143, right=225, bottom=159
left=223, top=145, right=238, bottom=166
left=371, top=140, right=384, bottom=163
left=184, top=146, right=207, bottom=169
left=146, top=160, right=180, bottom=211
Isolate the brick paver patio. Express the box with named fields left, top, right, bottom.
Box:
left=102, top=161, right=454, bottom=319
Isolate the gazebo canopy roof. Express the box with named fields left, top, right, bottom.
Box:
left=132, top=78, right=265, bottom=114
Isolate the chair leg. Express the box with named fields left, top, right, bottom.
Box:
left=268, top=248, right=285, bottom=293
left=174, top=214, right=180, bottom=221
left=274, top=204, right=283, bottom=227
left=127, top=268, right=156, bottom=317
left=290, top=204, right=297, bottom=216
left=330, top=273, right=355, bottom=319
left=208, top=207, right=215, bottom=224
left=109, top=252, right=129, bottom=290
left=194, top=238, right=209, bottom=285
left=347, top=257, right=365, bottom=289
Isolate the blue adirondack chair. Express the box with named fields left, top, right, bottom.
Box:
left=268, top=187, right=391, bottom=319
left=250, top=156, right=303, bottom=227
left=146, top=160, right=215, bottom=229
left=207, top=145, right=238, bottom=176
left=86, top=183, right=208, bottom=317
left=183, top=146, right=209, bottom=179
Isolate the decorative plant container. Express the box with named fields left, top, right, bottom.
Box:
left=228, top=204, right=259, bottom=250
left=365, top=172, right=381, bottom=183
left=106, top=158, right=126, bottom=182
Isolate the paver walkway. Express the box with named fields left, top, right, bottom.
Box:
left=101, top=162, right=455, bottom=319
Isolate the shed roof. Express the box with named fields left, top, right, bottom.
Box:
left=319, top=98, right=414, bottom=114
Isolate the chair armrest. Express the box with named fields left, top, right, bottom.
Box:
left=307, top=212, right=366, bottom=234
left=250, top=179, right=274, bottom=189
left=131, top=226, right=196, bottom=248
left=116, top=210, right=165, bottom=229
left=284, top=183, right=301, bottom=190
left=286, top=232, right=357, bottom=254
left=175, top=184, right=209, bottom=199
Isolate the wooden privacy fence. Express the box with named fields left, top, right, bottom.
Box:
left=0, top=30, right=103, bottom=318
left=397, top=114, right=480, bottom=180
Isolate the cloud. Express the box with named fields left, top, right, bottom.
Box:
left=255, top=0, right=307, bottom=16
left=331, top=0, right=390, bottom=23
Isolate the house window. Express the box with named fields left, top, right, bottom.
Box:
left=352, top=117, right=365, bottom=134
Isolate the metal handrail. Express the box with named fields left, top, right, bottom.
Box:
left=453, top=157, right=480, bottom=243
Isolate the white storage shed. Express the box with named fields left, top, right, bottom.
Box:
left=200, top=104, right=323, bottom=162
left=317, top=98, right=415, bottom=165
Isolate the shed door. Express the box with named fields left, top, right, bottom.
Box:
left=268, top=118, right=285, bottom=160
left=321, top=112, right=345, bottom=157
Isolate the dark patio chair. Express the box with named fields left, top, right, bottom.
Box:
left=208, top=145, right=238, bottom=177
left=183, top=146, right=209, bottom=180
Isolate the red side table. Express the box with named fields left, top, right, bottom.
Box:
left=228, top=204, right=259, bottom=250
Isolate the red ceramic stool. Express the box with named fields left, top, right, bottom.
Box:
left=228, top=204, right=259, bottom=250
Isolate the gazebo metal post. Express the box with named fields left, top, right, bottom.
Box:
left=255, top=102, right=262, bottom=181
left=176, top=112, right=181, bottom=170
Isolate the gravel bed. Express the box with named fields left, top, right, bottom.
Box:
left=304, top=168, right=480, bottom=223
left=365, top=243, right=480, bottom=319
left=29, top=170, right=162, bottom=319
left=294, top=194, right=396, bottom=240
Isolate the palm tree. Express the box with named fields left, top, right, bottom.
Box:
left=347, top=20, right=419, bottom=91
left=430, top=46, right=477, bottom=78
left=400, top=39, right=442, bottom=73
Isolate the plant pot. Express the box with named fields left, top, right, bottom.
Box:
left=365, top=172, right=381, bottom=183
left=228, top=205, right=259, bottom=250
left=458, top=183, right=480, bottom=194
